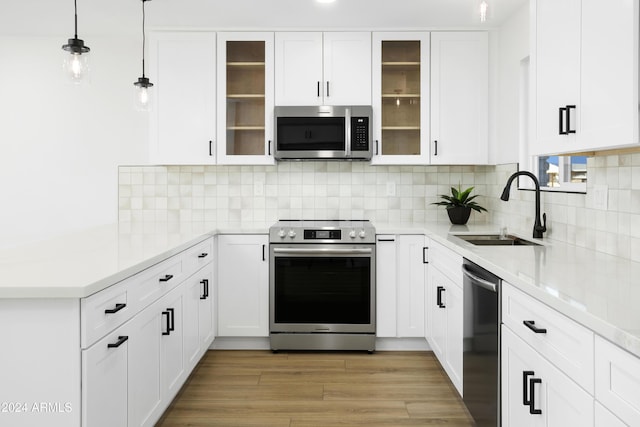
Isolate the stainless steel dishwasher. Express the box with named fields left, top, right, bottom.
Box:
left=462, top=258, right=501, bottom=427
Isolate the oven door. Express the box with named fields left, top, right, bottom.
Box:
left=270, top=244, right=376, bottom=334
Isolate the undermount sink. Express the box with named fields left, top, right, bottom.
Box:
left=453, top=234, right=542, bottom=247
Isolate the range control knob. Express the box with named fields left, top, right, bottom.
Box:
left=359, top=229, right=366, bottom=238
left=278, top=228, right=286, bottom=238
left=288, top=229, right=297, bottom=238
left=349, top=229, right=357, bottom=238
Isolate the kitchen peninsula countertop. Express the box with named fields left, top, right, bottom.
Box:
left=1, top=220, right=639, bottom=358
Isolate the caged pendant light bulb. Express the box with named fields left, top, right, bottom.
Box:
left=62, top=0, right=91, bottom=84
left=134, top=0, right=154, bottom=111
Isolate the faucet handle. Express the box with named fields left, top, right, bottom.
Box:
left=539, top=213, right=547, bottom=233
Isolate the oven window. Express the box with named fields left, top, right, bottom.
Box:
left=274, top=257, right=371, bottom=324
left=276, top=117, right=345, bottom=151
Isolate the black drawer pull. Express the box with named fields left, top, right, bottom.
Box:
left=523, top=320, right=547, bottom=334
left=200, top=279, right=209, bottom=300
left=167, top=308, right=175, bottom=332
left=436, top=286, right=446, bottom=308
left=198, top=253, right=208, bottom=258
left=523, top=370, right=534, bottom=407
left=162, top=311, right=171, bottom=335
left=529, top=377, right=542, bottom=415
left=107, top=335, right=129, bottom=348
left=159, top=274, right=173, bottom=282
left=105, top=303, right=126, bottom=314
left=423, top=247, right=429, bottom=264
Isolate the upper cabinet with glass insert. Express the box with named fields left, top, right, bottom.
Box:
left=372, top=33, right=430, bottom=164
left=216, top=32, right=274, bottom=165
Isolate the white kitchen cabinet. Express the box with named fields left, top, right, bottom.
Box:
left=502, top=325, right=594, bottom=427
left=376, top=234, right=427, bottom=338
left=531, top=0, right=639, bottom=155
left=216, top=32, right=275, bottom=165
left=371, top=32, right=431, bottom=165
left=217, top=234, right=269, bottom=336
left=430, top=32, right=489, bottom=165
left=595, top=335, right=640, bottom=426
left=427, top=263, right=463, bottom=394
left=148, top=32, right=217, bottom=164
left=275, top=32, right=372, bottom=106
left=81, top=331, right=128, bottom=427
left=159, top=288, right=186, bottom=403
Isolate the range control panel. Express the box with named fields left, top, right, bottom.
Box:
left=303, top=230, right=342, bottom=240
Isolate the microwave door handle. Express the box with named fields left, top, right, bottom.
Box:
left=345, top=108, right=351, bottom=157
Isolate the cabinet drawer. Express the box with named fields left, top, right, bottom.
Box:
left=182, top=237, right=213, bottom=277
left=81, top=278, right=134, bottom=348
left=129, top=256, right=184, bottom=310
left=502, top=282, right=594, bottom=393
left=595, top=336, right=640, bottom=426
left=428, top=240, right=462, bottom=285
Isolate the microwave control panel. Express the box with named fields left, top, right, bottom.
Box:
left=351, top=117, right=370, bottom=151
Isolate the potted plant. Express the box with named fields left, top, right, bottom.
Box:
left=432, top=185, right=487, bottom=225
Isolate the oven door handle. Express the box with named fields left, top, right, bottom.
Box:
left=272, top=248, right=373, bottom=255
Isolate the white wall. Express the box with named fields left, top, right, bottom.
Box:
left=491, top=3, right=529, bottom=164
left=0, top=36, right=147, bottom=248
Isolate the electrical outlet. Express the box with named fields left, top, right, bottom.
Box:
left=593, top=185, right=608, bottom=210
left=386, top=182, right=396, bottom=196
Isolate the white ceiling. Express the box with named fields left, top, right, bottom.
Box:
left=1, top=0, right=527, bottom=37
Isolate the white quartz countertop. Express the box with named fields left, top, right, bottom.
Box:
left=1, top=220, right=639, bottom=358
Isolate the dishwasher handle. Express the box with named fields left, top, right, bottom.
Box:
left=462, top=264, right=499, bottom=292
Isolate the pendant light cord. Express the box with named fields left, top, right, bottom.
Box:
left=74, top=0, right=78, bottom=39
left=141, top=0, right=147, bottom=78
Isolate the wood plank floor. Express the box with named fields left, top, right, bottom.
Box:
left=156, top=350, right=474, bottom=427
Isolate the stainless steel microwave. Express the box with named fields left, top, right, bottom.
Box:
left=274, top=106, right=373, bottom=161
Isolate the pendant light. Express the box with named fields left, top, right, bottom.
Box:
left=61, top=0, right=90, bottom=84
left=134, top=0, right=153, bottom=111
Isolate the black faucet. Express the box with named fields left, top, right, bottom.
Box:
left=500, top=171, right=547, bottom=239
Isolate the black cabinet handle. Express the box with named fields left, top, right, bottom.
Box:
left=198, top=253, right=208, bottom=258
left=200, top=279, right=209, bottom=300
left=436, top=286, right=445, bottom=308
left=376, top=238, right=395, bottom=242
left=566, top=105, right=576, bottom=134
left=523, top=370, right=534, bottom=407
left=523, top=320, right=547, bottom=334
left=375, top=139, right=379, bottom=155
left=209, top=140, right=213, bottom=156
left=423, top=247, right=429, bottom=264
left=326, top=81, right=330, bottom=97
left=559, top=107, right=565, bottom=134
left=167, top=308, right=175, bottom=332
left=268, top=140, right=272, bottom=156
left=434, top=140, right=438, bottom=156
left=107, top=335, right=129, bottom=348
left=529, top=377, right=542, bottom=415
left=262, top=244, right=266, bottom=261
left=162, top=311, right=171, bottom=335
left=159, top=274, right=173, bottom=282
left=317, top=81, right=320, bottom=97
left=105, top=303, right=126, bottom=314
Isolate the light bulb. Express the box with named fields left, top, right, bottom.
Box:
left=134, top=77, right=154, bottom=111
left=63, top=50, right=90, bottom=84
left=479, top=1, right=489, bottom=22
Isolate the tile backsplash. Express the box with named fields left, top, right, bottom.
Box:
left=118, top=163, right=492, bottom=226
left=119, top=152, right=640, bottom=262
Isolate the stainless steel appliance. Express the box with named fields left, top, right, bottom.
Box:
left=269, top=220, right=376, bottom=351
left=462, top=259, right=502, bottom=427
left=274, top=106, right=373, bottom=160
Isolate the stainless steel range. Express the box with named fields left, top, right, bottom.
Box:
left=269, top=220, right=376, bottom=352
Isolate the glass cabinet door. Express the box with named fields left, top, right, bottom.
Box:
left=372, top=33, right=430, bottom=164
left=217, top=33, right=274, bottom=164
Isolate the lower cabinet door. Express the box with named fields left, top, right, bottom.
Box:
left=444, top=280, right=463, bottom=395
left=428, top=267, right=448, bottom=363
left=183, top=273, right=203, bottom=371
left=502, top=326, right=594, bottom=427
left=128, top=303, right=163, bottom=427
left=198, top=268, right=215, bottom=350
left=82, top=330, right=128, bottom=427
left=160, top=289, right=186, bottom=402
